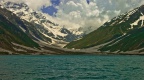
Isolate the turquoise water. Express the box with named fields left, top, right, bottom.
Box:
left=0, top=55, right=144, bottom=80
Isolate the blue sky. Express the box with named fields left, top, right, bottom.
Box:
left=42, top=0, right=91, bottom=16
left=42, top=0, right=61, bottom=16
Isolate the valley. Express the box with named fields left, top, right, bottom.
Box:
left=0, top=1, right=144, bottom=55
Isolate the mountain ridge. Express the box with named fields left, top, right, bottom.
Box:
left=0, top=2, right=86, bottom=54
left=0, top=1, right=84, bottom=47
left=65, top=5, right=144, bottom=54
left=1, top=1, right=144, bottom=55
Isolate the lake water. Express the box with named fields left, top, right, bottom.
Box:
left=0, top=55, right=144, bottom=80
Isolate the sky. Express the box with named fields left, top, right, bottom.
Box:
left=41, top=0, right=144, bottom=31
left=42, top=0, right=61, bottom=16
left=2, top=0, right=144, bottom=31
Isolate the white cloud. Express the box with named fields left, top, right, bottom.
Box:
left=55, top=0, right=103, bottom=32
left=2, top=0, right=51, bottom=11
left=54, top=0, right=144, bottom=33
left=2, top=0, right=144, bottom=33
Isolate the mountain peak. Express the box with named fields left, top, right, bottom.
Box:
left=0, top=1, right=84, bottom=47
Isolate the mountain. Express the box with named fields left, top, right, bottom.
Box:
left=0, top=1, right=87, bottom=54
left=65, top=5, right=144, bottom=54
left=0, top=1, right=84, bottom=47
left=0, top=7, right=39, bottom=54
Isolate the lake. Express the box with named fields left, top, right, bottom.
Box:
left=0, top=55, right=144, bottom=80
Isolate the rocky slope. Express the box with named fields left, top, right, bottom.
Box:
left=0, top=1, right=84, bottom=47
left=0, top=3, right=86, bottom=54
left=65, top=5, right=144, bottom=54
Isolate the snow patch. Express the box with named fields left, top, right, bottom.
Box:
left=19, top=26, right=26, bottom=32
left=13, top=47, right=27, bottom=52
left=0, top=48, right=13, bottom=54
left=130, top=12, right=144, bottom=29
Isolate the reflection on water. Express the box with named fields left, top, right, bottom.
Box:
left=0, top=55, right=144, bottom=80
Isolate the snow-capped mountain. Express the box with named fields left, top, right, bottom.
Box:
left=65, top=5, right=144, bottom=54
left=0, top=6, right=86, bottom=54
left=0, top=1, right=84, bottom=47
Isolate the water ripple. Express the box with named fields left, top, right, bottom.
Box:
left=0, top=55, right=144, bottom=80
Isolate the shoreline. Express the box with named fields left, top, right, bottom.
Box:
left=0, top=51, right=144, bottom=55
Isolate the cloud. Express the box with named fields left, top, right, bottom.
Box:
left=54, top=0, right=144, bottom=33
left=55, top=0, right=112, bottom=33
left=2, top=0, right=144, bottom=33
left=2, top=0, right=51, bottom=11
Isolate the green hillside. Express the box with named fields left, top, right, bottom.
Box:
left=65, top=5, right=144, bottom=52
left=0, top=8, right=39, bottom=52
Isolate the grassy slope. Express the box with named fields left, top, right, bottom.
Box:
left=0, top=8, right=39, bottom=51
left=65, top=6, right=144, bottom=52
left=100, top=27, right=144, bottom=52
